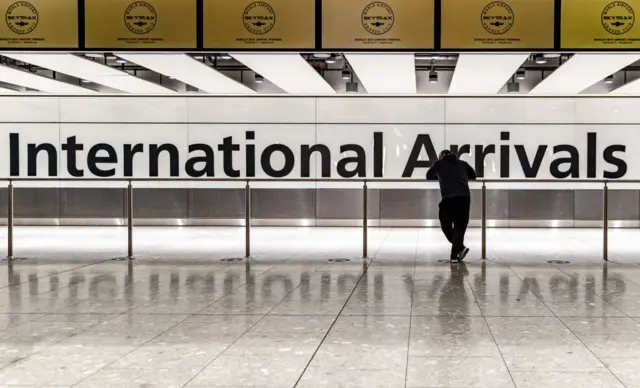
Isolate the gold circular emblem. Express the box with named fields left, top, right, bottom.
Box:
left=125, top=1, right=157, bottom=35
left=602, top=1, right=634, bottom=35
left=243, top=2, right=275, bottom=35
left=362, top=2, right=394, bottom=35
left=6, top=1, right=38, bottom=35
left=481, top=1, right=514, bottom=35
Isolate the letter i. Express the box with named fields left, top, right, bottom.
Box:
left=500, top=131, right=510, bottom=178
left=246, top=131, right=255, bottom=177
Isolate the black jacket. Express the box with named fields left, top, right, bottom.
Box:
left=426, top=154, right=477, bottom=199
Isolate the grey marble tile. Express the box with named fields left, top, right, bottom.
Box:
left=74, top=367, right=202, bottom=388
left=296, top=368, right=406, bottom=388
left=477, top=295, right=554, bottom=317
left=188, top=353, right=310, bottom=387
left=33, top=313, right=118, bottom=323
left=108, top=342, right=226, bottom=369
left=579, top=335, right=640, bottom=358
left=546, top=300, right=627, bottom=317
left=602, top=358, right=640, bottom=388
left=406, top=356, right=514, bottom=387
left=0, top=314, right=47, bottom=330
left=561, top=317, right=640, bottom=335
left=410, top=333, right=501, bottom=357
left=310, top=343, right=409, bottom=371
left=0, top=320, right=98, bottom=342
left=498, top=344, right=607, bottom=372
left=511, top=371, right=626, bottom=388
left=0, top=353, right=119, bottom=386
left=411, top=316, right=492, bottom=335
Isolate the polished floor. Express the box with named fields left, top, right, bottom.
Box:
left=0, top=227, right=639, bottom=387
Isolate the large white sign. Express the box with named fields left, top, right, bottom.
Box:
left=2, top=125, right=629, bottom=180
left=0, top=96, right=637, bottom=181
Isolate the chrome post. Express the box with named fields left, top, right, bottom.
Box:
left=6, top=180, right=13, bottom=261
left=245, top=181, right=251, bottom=259
left=363, top=181, right=368, bottom=259
left=603, top=182, right=608, bottom=261
left=127, top=181, right=134, bottom=260
left=481, top=181, right=487, bottom=260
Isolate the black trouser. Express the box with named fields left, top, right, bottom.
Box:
left=438, top=195, right=471, bottom=259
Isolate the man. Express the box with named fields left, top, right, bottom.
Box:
left=426, top=150, right=477, bottom=262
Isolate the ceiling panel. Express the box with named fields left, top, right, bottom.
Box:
left=449, top=54, right=530, bottom=94
left=610, top=74, right=640, bottom=95
left=345, top=54, right=416, bottom=94
left=0, top=64, right=94, bottom=94
left=530, top=54, right=640, bottom=94
left=115, top=53, right=255, bottom=94
left=231, top=53, right=336, bottom=94
left=4, top=53, right=174, bottom=94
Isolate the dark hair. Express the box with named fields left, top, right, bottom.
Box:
left=439, top=149, right=454, bottom=159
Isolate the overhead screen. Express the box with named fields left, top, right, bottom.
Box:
left=85, top=0, right=197, bottom=49
left=322, top=0, right=434, bottom=49
left=203, top=0, right=315, bottom=49
left=0, top=0, right=78, bottom=48
left=561, top=0, right=640, bottom=48
left=441, top=0, right=555, bottom=49
left=2, top=0, right=640, bottom=50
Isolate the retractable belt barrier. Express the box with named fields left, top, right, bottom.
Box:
left=3, top=178, right=638, bottom=262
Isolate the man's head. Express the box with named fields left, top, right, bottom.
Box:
left=439, top=149, right=455, bottom=160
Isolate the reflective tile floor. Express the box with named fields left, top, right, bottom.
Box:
left=0, top=227, right=639, bottom=387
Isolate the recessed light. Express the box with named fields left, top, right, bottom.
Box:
left=341, top=70, right=350, bottom=80
left=254, top=74, right=264, bottom=84
left=346, top=81, right=358, bottom=92
left=507, top=81, right=520, bottom=93
left=115, top=59, right=127, bottom=64
left=429, top=70, right=438, bottom=83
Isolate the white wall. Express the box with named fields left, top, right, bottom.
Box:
left=0, top=96, right=639, bottom=188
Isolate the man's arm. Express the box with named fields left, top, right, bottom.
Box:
left=465, top=162, right=477, bottom=180
left=426, top=161, right=439, bottom=180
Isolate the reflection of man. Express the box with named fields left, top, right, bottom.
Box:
left=427, top=150, right=477, bottom=262
left=439, top=262, right=470, bottom=333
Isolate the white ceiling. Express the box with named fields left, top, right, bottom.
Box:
left=4, top=53, right=173, bottom=94
left=345, top=54, right=416, bottom=93
left=0, top=63, right=95, bottom=94
left=1, top=52, right=640, bottom=95
left=115, top=53, right=254, bottom=94
left=449, top=54, right=529, bottom=94
left=231, top=53, right=336, bottom=94
left=531, top=54, right=640, bottom=94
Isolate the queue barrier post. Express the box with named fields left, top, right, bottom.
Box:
left=6, top=180, right=13, bottom=261
left=481, top=181, right=487, bottom=260
left=127, top=181, right=134, bottom=260
left=363, top=181, right=368, bottom=259
left=245, top=181, right=251, bottom=259
left=603, top=182, right=608, bottom=261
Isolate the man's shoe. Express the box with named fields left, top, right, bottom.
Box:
left=457, top=247, right=470, bottom=262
